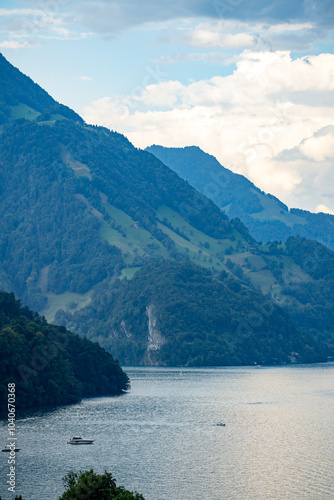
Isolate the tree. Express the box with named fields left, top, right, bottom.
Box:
left=59, top=470, right=145, bottom=500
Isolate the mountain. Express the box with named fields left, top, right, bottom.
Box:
left=0, top=54, right=254, bottom=316
left=0, top=291, right=129, bottom=409
left=0, top=52, right=333, bottom=367
left=146, top=145, right=334, bottom=249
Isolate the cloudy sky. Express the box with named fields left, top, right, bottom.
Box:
left=1, top=0, right=334, bottom=214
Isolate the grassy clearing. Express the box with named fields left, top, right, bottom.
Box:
left=120, top=267, right=141, bottom=279
left=36, top=114, right=68, bottom=126
left=61, top=145, right=91, bottom=179
left=40, top=290, right=92, bottom=323
left=99, top=221, right=142, bottom=265
left=156, top=221, right=225, bottom=271
left=250, top=189, right=307, bottom=226
left=99, top=202, right=169, bottom=265
left=156, top=222, right=199, bottom=252
left=156, top=208, right=241, bottom=272
left=248, top=269, right=276, bottom=292
left=157, top=205, right=243, bottom=253
left=10, top=104, right=40, bottom=121
left=229, top=253, right=267, bottom=271
left=281, top=262, right=313, bottom=286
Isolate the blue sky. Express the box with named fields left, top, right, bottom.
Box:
left=1, top=0, right=334, bottom=213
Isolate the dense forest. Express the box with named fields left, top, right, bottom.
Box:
left=0, top=120, right=126, bottom=310
left=0, top=292, right=129, bottom=409
left=56, top=260, right=326, bottom=367
left=280, top=237, right=334, bottom=342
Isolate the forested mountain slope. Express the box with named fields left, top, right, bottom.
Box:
left=0, top=54, right=254, bottom=315
left=56, top=260, right=326, bottom=366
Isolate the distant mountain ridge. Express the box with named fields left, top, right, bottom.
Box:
left=146, top=145, right=334, bottom=249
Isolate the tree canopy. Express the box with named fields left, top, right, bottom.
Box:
left=59, top=470, right=145, bottom=500
left=0, top=292, right=129, bottom=409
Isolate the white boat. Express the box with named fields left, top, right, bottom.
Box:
left=2, top=444, right=20, bottom=452
left=67, top=436, right=94, bottom=445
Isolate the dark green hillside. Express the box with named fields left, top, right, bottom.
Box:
left=56, top=260, right=325, bottom=367
left=280, top=237, right=334, bottom=343
left=285, top=236, right=334, bottom=280
left=0, top=120, right=124, bottom=310
left=146, top=145, right=334, bottom=249
left=0, top=292, right=129, bottom=409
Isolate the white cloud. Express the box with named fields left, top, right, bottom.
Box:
left=300, top=133, right=334, bottom=161
left=0, top=6, right=91, bottom=44
left=140, top=81, right=184, bottom=107
left=316, top=204, right=334, bottom=215
left=268, top=22, right=314, bottom=33
left=187, top=29, right=256, bottom=49
left=0, top=39, right=34, bottom=48
left=83, top=50, right=334, bottom=213
left=0, top=8, right=44, bottom=16
left=174, top=18, right=324, bottom=53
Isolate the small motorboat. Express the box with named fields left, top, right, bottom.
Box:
left=2, top=444, right=20, bottom=452
left=216, top=423, right=226, bottom=427
left=67, top=436, right=94, bottom=445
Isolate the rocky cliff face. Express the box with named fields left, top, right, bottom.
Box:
left=146, top=304, right=166, bottom=365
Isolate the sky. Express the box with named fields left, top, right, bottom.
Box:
left=0, top=0, right=334, bottom=214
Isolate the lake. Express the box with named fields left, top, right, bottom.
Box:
left=1, top=364, right=334, bottom=499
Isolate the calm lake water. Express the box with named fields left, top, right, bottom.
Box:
left=1, top=364, right=334, bottom=499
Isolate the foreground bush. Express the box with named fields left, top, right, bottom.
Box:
left=59, top=470, right=145, bottom=500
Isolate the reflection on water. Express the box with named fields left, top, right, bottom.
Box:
left=1, top=364, right=334, bottom=499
